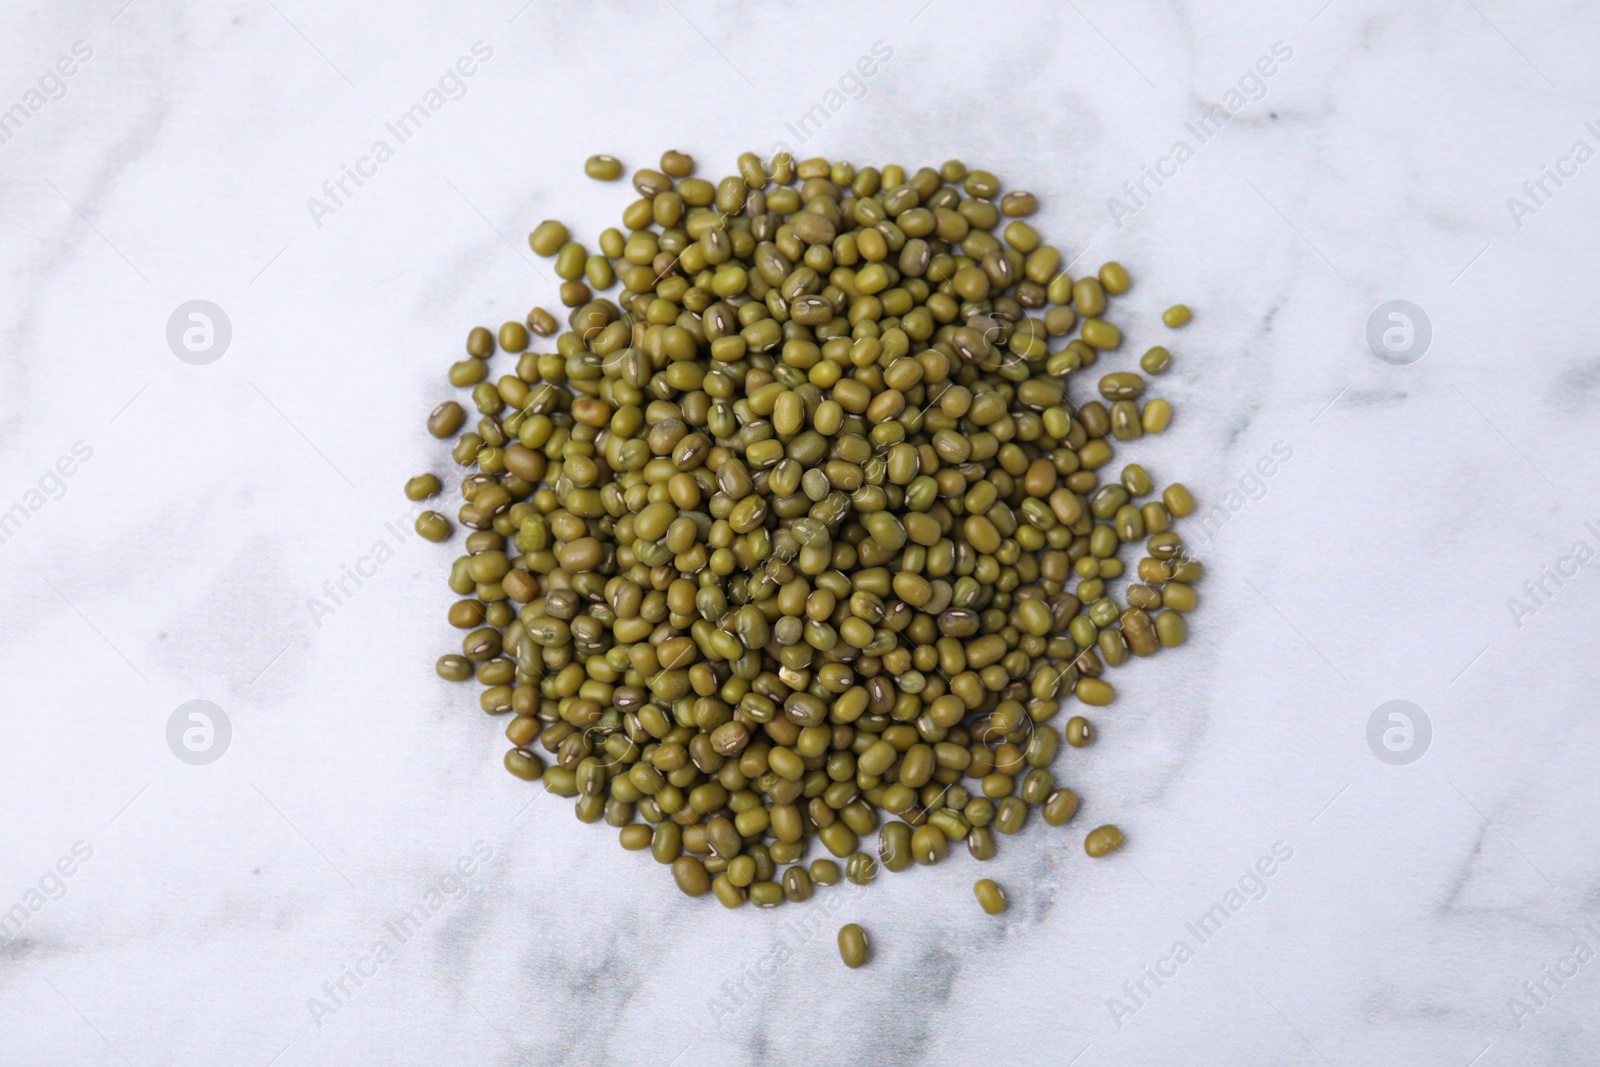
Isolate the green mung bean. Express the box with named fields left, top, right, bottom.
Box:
left=974, top=878, right=1008, bottom=915
left=1084, top=825, right=1125, bottom=857
left=1066, top=716, right=1093, bottom=747
left=1140, top=345, right=1171, bottom=375
left=1041, top=788, right=1080, bottom=826
left=1098, top=261, right=1130, bottom=295
left=435, top=654, right=472, bottom=681
left=528, top=220, right=568, bottom=257
left=584, top=154, right=623, bottom=181
left=415, top=511, right=451, bottom=542
left=405, top=474, right=441, bottom=501
left=838, top=923, right=869, bottom=968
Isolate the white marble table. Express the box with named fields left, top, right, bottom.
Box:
left=2, top=1, right=1597, bottom=1063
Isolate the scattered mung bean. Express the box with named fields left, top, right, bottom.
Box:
left=1140, top=345, right=1171, bottom=375
left=838, top=923, right=869, bottom=968
left=974, top=878, right=1008, bottom=915
left=584, top=154, right=623, bottom=181
left=1084, top=825, right=1124, bottom=857
left=415, top=511, right=451, bottom=542
left=405, top=474, right=441, bottom=501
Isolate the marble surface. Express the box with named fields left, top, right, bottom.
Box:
left=2, top=1, right=1598, bottom=1063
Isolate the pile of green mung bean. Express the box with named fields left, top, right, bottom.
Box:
left=413, top=150, right=1200, bottom=942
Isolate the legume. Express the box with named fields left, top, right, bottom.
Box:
left=417, top=152, right=1203, bottom=948
left=405, top=474, right=442, bottom=501
left=415, top=511, right=451, bottom=542
left=585, top=154, right=623, bottom=181
left=1084, top=824, right=1124, bottom=857
left=838, top=923, right=869, bottom=968
left=1139, top=345, right=1171, bottom=375
left=974, top=878, right=1008, bottom=914
left=527, top=220, right=568, bottom=257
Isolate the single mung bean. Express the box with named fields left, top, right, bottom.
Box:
left=584, top=154, right=623, bottom=181
left=528, top=220, right=568, bottom=257
left=1155, top=610, right=1187, bottom=647
left=1041, top=788, right=1080, bottom=826
left=838, top=923, right=869, bottom=968
left=879, top=822, right=912, bottom=872
left=526, top=306, right=558, bottom=336
left=1066, top=716, right=1094, bottom=747
left=427, top=401, right=464, bottom=438
left=673, top=856, right=711, bottom=896
left=1142, top=399, right=1172, bottom=434
left=405, top=474, right=441, bottom=501
left=1084, top=825, right=1125, bottom=857
left=1081, top=319, right=1120, bottom=350
left=1076, top=678, right=1114, bottom=706
left=1163, top=483, right=1195, bottom=517
left=415, top=511, right=452, bottom=542
left=1140, top=345, right=1171, bottom=375
left=911, top=824, right=947, bottom=864
left=436, top=654, right=472, bottom=681
left=504, top=748, right=543, bottom=781
left=660, top=149, right=695, bottom=177
left=974, top=878, right=1008, bottom=915
left=1099, top=372, right=1144, bottom=400
left=1098, top=261, right=1130, bottom=295
left=1121, top=464, right=1152, bottom=497
left=993, top=797, right=1027, bottom=835
left=499, top=321, right=529, bottom=353
left=745, top=883, right=784, bottom=908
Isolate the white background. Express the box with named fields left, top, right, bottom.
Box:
left=2, top=1, right=1598, bottom=1064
